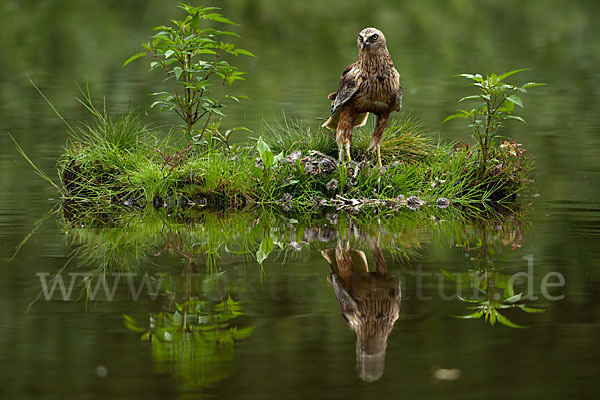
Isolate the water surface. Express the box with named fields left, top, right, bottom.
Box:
left=1, top=1, right=599, bottom=399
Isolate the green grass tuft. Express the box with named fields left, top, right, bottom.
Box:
left=266, top=114, right=432, bottom=164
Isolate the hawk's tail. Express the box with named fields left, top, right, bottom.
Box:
left=367, top=136, right=376, bottom=151
left=322, top=111, right=369, bottom=131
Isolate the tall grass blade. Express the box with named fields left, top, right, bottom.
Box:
left=9, top=133, right=63, bottom=193
left=26, top=74, right=74, bottom=133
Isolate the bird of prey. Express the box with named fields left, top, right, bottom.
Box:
left=322, top=27, right=402, bottom=168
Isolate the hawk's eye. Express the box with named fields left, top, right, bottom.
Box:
left=358, top=35, right=363, bottom=42
left=370, top=34, right=378, bottom=41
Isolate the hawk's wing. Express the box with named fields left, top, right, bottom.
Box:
left=322, top=63, right=368, bottom=130
left=394, top=76, right=403, bottom=112
left=331, top=63, right=359, bottom=115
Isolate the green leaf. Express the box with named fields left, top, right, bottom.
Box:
left=151, top=25, right=172, bottom=32
left=256, top=234, right=274, bottom=264
left=518, top=305, right=545, bottom=313
left=442, top=111, right=468, bottom=124
left=262, top=149, right=274, bottom=169
left=123, top=314, right=146, bottom=333
left=281, top=179, right=299, bottom=188
left=457, top=296, right=482, bottom=304
left=123, top=52, right=146, bottom=67
left=149, top=100, right=173, bottom=111
left=195, top=49, right=217, bottom=55
left=453, top=309, right=484, bottom=319
left=234, top=48, right=256, bottom=57
left=506, top=95, right=524, bottom=107
left=206, top=29, right=240, bottom=38
left=273, top=151, right=284, bottom=165
left=227, top=74, right=246, bottom=85
left=456, top=73, right=484, bottom=83
left=211, top=108, right=226, bottom=116
left=504, top=293, right=522, bottom=303
left=233, top=326, right=255, bottom=340
left=190, top=14, right=200, bottom=30
left=256, top=136, right=270, bottom=157
left=501, top=99, right=516, bottom=113
left=521, top=82, right=546, bottom=89
left=472, top=102, right=487, bottom=112
left=204, top=13, right=239, bottom=25
left=497, top=68, right=528, bottom=82
left=495, top=312, right=527, bottom=328
left=440, top=269, right=458, bottom=281
left=164, top=49, right=174, bottom=59
left=249, top=164, right=263, bottom=180
left=489, top=309, right=497, bottom=326
left=504, top=279, right=516, bottom=298
left=172, top=66, right=183, bottom=80
left=458, top=95, right=484, bottom=103
left=505, top=115, right=527, bottom=124
left=172, top=310, right=182, bottom=325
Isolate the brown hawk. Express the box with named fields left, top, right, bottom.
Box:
left=322, top=27, right=402, bottom=168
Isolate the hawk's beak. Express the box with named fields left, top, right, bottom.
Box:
left=361, top=42, right=367, bottom=50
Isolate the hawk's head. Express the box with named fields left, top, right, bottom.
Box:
left=357, top=28, right=387, bottom=54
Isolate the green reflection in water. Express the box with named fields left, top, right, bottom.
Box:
left=124, top=285, right=254, bottom=394
left=444, top=220, right=545, bottom=328
left=64, top=209, right=260, bottom=394
left=34, top=204, right=541, bottom=390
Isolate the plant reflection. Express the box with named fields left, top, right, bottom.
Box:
left=322, top=232, right=401, bottom=382
left=447, top=220, right=544, bottom=328
left=59, top=208, right=259, bottom=394
left=122, top=231, right=254, bottom=394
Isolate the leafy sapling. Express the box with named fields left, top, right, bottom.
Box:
left=442, top=69, right=544, bottom=177
left=124, top=3, right=255, bottom=142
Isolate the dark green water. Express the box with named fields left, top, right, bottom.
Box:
left=1, top=1, right=599, bottom=399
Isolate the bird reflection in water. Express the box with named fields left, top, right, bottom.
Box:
left=322, top=235, right=401, bottom=382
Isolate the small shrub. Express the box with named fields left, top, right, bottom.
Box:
left=443, top=69, right=543, bottom=177
left=124, top=3, right=254, bottom=142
